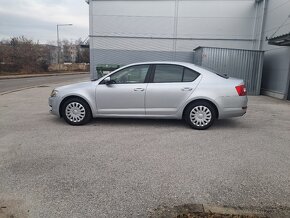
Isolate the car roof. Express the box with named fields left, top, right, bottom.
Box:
left=125, top=61, right=213, bottom=76
left=127, top=61, right=193, bottom=66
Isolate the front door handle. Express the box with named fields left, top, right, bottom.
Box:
left=134, top=88, right=145, bottom=91
left=182, top=87, right=193, bottom=91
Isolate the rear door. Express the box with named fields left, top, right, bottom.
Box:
left=145, top=64, right=200, bottom=115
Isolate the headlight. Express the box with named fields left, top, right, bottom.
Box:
left=50, top=89, right=58, bottom=97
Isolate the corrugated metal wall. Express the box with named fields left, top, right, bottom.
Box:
left=259, top=0, right=290, bottom=99
left=193, top=47, right=264, bottom=95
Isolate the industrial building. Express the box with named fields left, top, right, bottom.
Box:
left=87, top=0, right=290, bottom=100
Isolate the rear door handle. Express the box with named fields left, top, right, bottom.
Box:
left=134, top=88, right=145, bottom=91
left=182, top=87, right=193, bottom=91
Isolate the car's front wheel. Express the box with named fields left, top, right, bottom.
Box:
left=184, top=101, right=216, bottom=130
left=61, top=98, right=92, bottom=125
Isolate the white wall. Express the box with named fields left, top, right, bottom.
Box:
left=90, top=0, right=257, bottom=52
left=177, top=1, right=256, bottom=41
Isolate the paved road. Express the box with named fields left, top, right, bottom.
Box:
left=0, top=79, right=290, bottom=217
left=0, top=73, right=89, bottom=93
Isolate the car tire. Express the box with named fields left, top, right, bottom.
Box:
left=61, top=97, right=92, bottom=126
left=184, top=101, right=216, bottom=130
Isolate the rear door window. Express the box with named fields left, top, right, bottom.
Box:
left=152, top=64, right=200, bottom=83
left=153, top=65, right=184, bottom=83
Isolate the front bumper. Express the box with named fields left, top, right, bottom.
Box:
left=49, top=96, right=61, bottom=116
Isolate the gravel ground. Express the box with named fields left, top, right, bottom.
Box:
left=0, top=79, right=290, bottom=217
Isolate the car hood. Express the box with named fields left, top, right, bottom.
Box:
left=56, top=81, right=93, bottom=92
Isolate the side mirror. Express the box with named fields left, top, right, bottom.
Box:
left=104, top=76, right=110, bottom=84
left=104, top=76, right=114, bottom=85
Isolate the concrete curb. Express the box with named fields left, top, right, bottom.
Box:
left=149, top=204, right=277, bottom=217
left=203, top=204, right=265, bottom=217
left=0, top=72, right=89, bottom=80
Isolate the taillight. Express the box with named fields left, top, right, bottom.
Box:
left=235, top=85, right=247, bottom=96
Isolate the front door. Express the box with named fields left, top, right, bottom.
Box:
left=96, top=64, right=150, bottom=115
left=145, top=64, right=201, bottom=115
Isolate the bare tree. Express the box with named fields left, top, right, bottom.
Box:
left=0, top=36, right=89, bottom=74
left=58, top=38, right=89, bottom=64
left=75, top=38, right=89, bottom=64
left=0, top=36, right=50, bottom=73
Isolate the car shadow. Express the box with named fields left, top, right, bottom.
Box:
left=212, top=118, right=246, bottom=129
left=89, top=118, right=187, bottom=128
left=88, top=117, right=245, bottom=130
left=49, top=115, right=246, bottom=130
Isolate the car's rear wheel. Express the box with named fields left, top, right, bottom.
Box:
left=184, top=101, right=216, bottom=130
left=62, top=98, right=92, bottom=125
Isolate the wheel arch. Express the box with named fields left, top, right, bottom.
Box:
left=182, top=98, right=219, bottom=119
left=59, top=95, right=93, bottom=118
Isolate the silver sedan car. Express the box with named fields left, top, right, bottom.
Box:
left=49, top=62, right=247, bottom=130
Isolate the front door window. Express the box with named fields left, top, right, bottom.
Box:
left=110, top=65, right=149, bottom=84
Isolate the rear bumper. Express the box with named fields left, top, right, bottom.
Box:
left=218, top=96, right=248, bottom=119
left=219, top=107, right=247, bottom=119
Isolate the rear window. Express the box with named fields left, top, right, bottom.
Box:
left=199, top=66, right=229, bottom=79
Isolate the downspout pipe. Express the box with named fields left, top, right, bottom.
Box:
left=258, top=0, right=267, bottom=51
left=173, top=0, right=179, bottom=61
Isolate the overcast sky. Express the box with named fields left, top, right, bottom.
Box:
left=0, top=0, right=89, bottom=44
